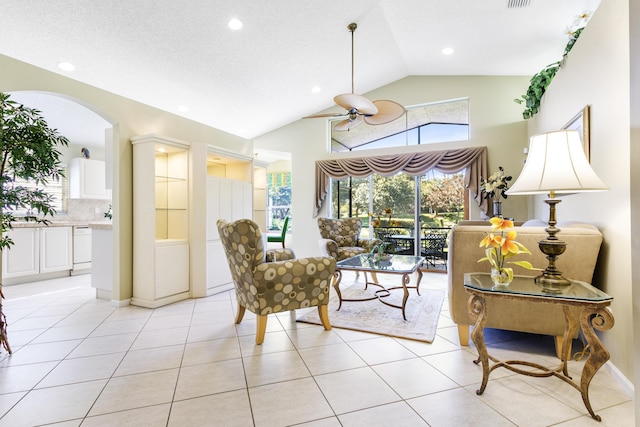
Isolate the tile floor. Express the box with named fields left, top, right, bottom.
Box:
left=0, top=272, right=634, bottom=426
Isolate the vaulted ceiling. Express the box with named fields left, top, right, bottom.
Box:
left=1, top=0, right=600, bottom=141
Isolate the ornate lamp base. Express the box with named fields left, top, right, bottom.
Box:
left=535, top=197, right=572, bottom=292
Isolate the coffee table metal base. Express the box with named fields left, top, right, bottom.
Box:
left=332, top=269, right=422, bottom=320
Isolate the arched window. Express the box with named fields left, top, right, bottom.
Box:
left=330, top=98, right=469, bottom=153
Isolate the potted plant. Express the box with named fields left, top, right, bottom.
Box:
left=480, top=166, right=512, bottom=217
left=368, top=241, right=394, bottom=263
left=0, top=92, right=69, bottom=354
left=515, top=12, right=592, bottom=119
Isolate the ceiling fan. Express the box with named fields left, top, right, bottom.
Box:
left=303, top=22, right=405, bottom=131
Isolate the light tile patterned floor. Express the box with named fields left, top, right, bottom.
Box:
left=0, top=272, right=634, bottom=426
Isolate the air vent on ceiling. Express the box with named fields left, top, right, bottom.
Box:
left=507, top=0, right=531, bottom=8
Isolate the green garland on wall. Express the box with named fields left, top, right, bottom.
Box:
left=515, top=12, right=590, bottom=119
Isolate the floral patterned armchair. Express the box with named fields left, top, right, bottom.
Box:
left=317, top=217, right=381, bottom=261
left=217, top=218, right=336, bottom=344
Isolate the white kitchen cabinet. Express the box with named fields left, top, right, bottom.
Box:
left=90, top=223, right=113, bottom=301
left=39, top=226, right=73, bottom=273
left=2, top=228, right=39, bottom=279
left=131, top=134, right=191, bottom=308
left=69, top=158, right=111, bottom=199
left=2, top=226, right=72, bottom=284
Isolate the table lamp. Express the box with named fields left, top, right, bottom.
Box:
left=506, top=130, right=607, bottom=288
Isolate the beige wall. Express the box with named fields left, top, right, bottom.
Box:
left=1, top=54, right=252, bottom=303
left=526, top=0, right=636, bottom=397
left=254, top=75, right=530, bottom=258
left=630, top=0, right=640, bottom=421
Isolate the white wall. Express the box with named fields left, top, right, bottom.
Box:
left=1, top=54, right=253, bottom=303
left=254, top=76, right=530, bottom=258
left=527, top=0, right=635, bottom=395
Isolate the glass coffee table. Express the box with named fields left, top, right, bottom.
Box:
left=333, top=254, right=425, bottom=320
left=464, top=273, right=614, bottom=421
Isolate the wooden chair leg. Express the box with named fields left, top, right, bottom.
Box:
left=235, top=303, right=246, bottom=324
left=554, top=335, right=573, bottom=360
left=318, top=305, right=332, bottom=330
left=256, top=314, right=268, bottom=345
left=457, top=324, right=470, bottom=346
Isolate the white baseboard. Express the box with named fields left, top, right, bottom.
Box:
left=111, top=298, right=131, bottom=307
left=604, top=360, right=635, bottom=399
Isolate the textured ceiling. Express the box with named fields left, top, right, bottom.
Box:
left=1, top=0, right=600, bottom=142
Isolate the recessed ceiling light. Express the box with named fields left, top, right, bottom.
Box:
left=441, top=47, right=454, bottom=55
left=228, top=18, right=243, bottom=30
left=178, top=105, right=189, bottom=112
left=311, top=86, right=322, bottom=93
left=57, top=62, right=76, bottom=71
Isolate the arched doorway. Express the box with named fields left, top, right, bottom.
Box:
left=4, top=91, right=118, bottom=298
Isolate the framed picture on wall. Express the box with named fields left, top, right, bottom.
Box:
left=563, top=105, right=591, bottom=162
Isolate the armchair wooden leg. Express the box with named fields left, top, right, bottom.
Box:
left=256, top=314, right=268, bottom=345
left=554, top=335, right=573, bottom=360
left=457, top=324, right=470, bottom=346
left=235, top=303, right=246, bottom=324
left=318, top=305, right=332, bottom=330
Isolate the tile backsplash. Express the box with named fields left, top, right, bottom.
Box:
left=56, top=198, right=112, bottom=222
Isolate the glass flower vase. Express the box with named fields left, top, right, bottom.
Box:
left=490, top=268, right=512, bottom=288
left=492, top=201, right=503, bottom=218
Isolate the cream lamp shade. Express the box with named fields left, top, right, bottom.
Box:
left=506, top=129, right=607, bottom=290
left=507, top=130, right=607, bottom=196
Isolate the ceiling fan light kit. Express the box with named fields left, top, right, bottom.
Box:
left=303, top=22, right=405, bottom=131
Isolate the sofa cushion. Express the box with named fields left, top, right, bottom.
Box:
left=522, top=219, right=547, bottom=227
left=522, top=219, right=599, bottom=230
left=337, top=246, right=367, bottom=260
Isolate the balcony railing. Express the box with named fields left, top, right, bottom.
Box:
left=373, top=226, right=450, bottom=270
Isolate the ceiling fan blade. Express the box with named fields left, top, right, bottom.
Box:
left=334, top=115, right=364, bottom=131
left=364, top=100, right=406, bottom=125
left=334, top=93, right=378, bottom=115
left=302, top=112, right=347, bottom=119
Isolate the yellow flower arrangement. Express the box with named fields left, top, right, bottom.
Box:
left=369, top=208, right=394, bottom=228
left=478, top=217, right=539, bottom=283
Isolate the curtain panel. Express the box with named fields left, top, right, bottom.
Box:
left=314, top=146, right=488, bottom=217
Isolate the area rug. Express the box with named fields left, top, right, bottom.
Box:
left=296, top=280, right=445, bottom=343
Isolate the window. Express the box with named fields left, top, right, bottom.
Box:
left=331, top=98, right=469, bottom=153
left=332, top=172, right=464, bottom=228
left=3, top=166, right=68, bottom=216
left=331, top=170, right=465, bottom=260
left=267, top=172, right=291, bottom=230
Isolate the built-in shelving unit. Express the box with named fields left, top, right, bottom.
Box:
left=205, top=147, right=254, bottom=295
left=130, top=135, right=262, bottom=304
left=131, top=135, right=191, bottom=308
left=155, top=147, right=188, bottom=240
left=253, top=161, right=268, bottom=232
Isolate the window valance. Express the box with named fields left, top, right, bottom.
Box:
left=314, top=146, right=488, bottom=216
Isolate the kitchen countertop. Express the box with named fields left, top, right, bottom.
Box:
left=10, top=220, right=93, bottom=228
left=11, top=219, right=113, bottom=230
left=89, top=221, right=112, bottom=230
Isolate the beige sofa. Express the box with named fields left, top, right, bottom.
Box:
left=447, top=220, right=603, bottom=356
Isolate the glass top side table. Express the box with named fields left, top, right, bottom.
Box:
left=463, top=273, right=614, bottom=421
